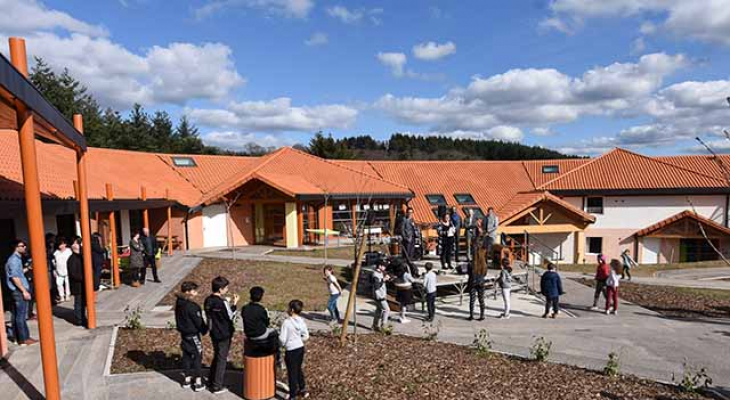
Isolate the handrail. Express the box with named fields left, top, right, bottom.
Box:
left=523, top=230, right=561, bottom=261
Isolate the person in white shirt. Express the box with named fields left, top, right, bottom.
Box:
left=279, top=300, right=310, bottom=400
left=606, top=259, right=621, bottom=315
left=53, top=237, right=73, bottom=302
left=422, top=262, right=437, bottom=322
left=323, top=266, right=342, bottom=322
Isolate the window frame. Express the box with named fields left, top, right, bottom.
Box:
left=425, top=194, right=447, bottom=206
left=542, top=165, right=559, bottom=174
left=171, top=156, right=197, bottom=167
left=586, top=196, right=604, bottom=214
left=462, top=206, right=484, bottom=220
left=587, top=237, right=603, bottom=254
left=453, top=193, right=476, bottom=205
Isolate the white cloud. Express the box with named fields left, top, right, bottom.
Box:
left=543, top=0, right=730, bottom=45
left=412, top=41, right=456, bottom=61
left=538, top=17, right=574, bottom=34
left=377, top=52, right=407, bottom=77
left=186, top=98, right=358, bottom=132
left=326, top=5, right=383, bottom=25
left=631, top=37, right=646, bottom=54
left=305, top=32, right=328, bottom=46
left=202, top=130, right=298, bottom=151
left=193, top=0, right=314, bottom=20
left=0, top=0, right=108, bottom=37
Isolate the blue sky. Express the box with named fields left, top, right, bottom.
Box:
left=2, top=0, right=730, bottom=156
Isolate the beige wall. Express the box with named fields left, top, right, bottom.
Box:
left=187, top=212, right=204, bottom=250
left=229, top=203, right=254, bottom=246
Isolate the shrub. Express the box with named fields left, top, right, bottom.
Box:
left=530, top=336, right=552, bottom=362
left=422, top=320, right=441, bottom=341
left=604, top=351, right=620, bottom=377
left=329, top=322, right=342, bottom=337
left=472, top=328, right=492, bottom=357
left=124, top=305, right=144, bottom=330
left=165, top=320, right=176, bottom=330
left=674, top=361, right=712, bottom=393
left=380, top=324, right=394, bottom=336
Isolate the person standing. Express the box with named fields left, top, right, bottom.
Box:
left=465, top=209, right=479, bottom=261
left=437, top=212, right=455, bottom=270
left=141, top=227, right=160, bottom=284
left=67, top=238, right=87, bottom=327
left=423, top=262, right=437, bottom=322
left=468, top=245, right=488, bottom=321
left=394, top=262, right=415, bottom=324
left=45, top=233, right=57, bottom=303
left=53, top=237, right=72, bottom=302
left=175, top=281, right=208, bottom=392
left=482, top=207, right=499, bottom=255
left=371, top=262, right=391, bottom=332
left=129, top=232, right=145, bottom=287
left=91, top=233, right=106, bottom=291
left=540, top=262, right=564, bottom=319
left=590, top=254, right=610, bottom=310
left=279, top=299, right=310, bottom=400
left=498, top=257, right=513, bottom=319
left=5, top=240, right=37, bottom=346
left=450, top=206, right=462, bottom=262
left=400, top=207, right=417, bottom=261
left=606, top=259, right=621, bottom=315
left=621, top=249, right=638, bottom=281
left=204, top=277, right=239, bottom=394
left=323, top=266, right=342, bottom=322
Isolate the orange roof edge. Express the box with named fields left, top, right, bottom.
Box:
left=633, top=210, right=730, bottom=237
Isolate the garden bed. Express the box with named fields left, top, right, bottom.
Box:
left=574, top=278, right=730, bottom=319
left=158, top=258, right=347, bottom=311
left=111, top=328, right=707, bottom=399
left=557, top=260, right=728, bottom=278
left=269, top=244, right=389, bottom=260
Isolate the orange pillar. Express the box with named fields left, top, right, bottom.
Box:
left=141, top=186, right=149, bottom=230
left=166, top=189, right=173, bottom=256
left=10, top=37, right=61, bottom=400
left=73, top=114, right=96, bottom=329
left=106, top=184, right=121, bottom=288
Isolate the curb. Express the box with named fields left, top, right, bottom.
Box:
left=102, top=325, right=119, bottom=377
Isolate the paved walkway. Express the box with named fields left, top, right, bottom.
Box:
left=2, top=254, right=729, bottom=399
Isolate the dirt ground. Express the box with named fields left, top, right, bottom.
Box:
left=269, top=244, right=389, bottom=260
left=557, top=260, right=728, bottom=278
left=111, top=328, right=707, bottom=399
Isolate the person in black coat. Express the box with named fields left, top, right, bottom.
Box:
left=175, top=281, right=208, bottom=392
left=540, top=262, right=564, bottom=319
left=90, top=233, right=105, bottom=291
left=141, top=228, right=160, bottom=283
left=67, top=238, right=87, bottom=327
left=204, top=277, right=239, bottom=394
left=241, top=286, right=279, bottom=361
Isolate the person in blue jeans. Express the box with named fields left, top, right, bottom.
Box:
left=540, top=262, right=564, bottom=319
left=323, top=265, right=342, bottom=322
left=5, top=240, right=38, bottom=346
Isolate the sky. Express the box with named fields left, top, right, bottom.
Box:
left=1, top=0, right=730, bottom=156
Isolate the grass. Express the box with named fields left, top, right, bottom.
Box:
left=269, top=244, right=389, bottom=260
left=556, top=259, right=729, bottom=278
left=159, top=258, right=348, bottom=311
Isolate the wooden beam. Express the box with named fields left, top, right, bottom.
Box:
left=499, top=223, right=580, bottom=234
left=106, top=184, right=121, bottom=288
left=74, top=114, right=96, bottom=329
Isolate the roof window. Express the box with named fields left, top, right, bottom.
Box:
left=426, top=194, right=447, bottom=206
left=542, top=165, right=559, bottom=173
left=454, top=193, right=476, bottom=205
left=171, top=156, right=196, bottom=167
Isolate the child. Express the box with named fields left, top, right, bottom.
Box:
left=590, top=254, right=610, bottom=310
left=498, top=258, right=513, bottom=319
left=53, top=237, right=72, bottom=302
left=621, top=249, right=638, bottom=281
left=204, top=277, right=239, bottom=394
left=540, top=263, right=563, bottom=319
left=175, top=281, right=208, bottom=392
left=395, top=262, right=415, bottom=324
left=323, top=266, right=342, bottom=322
left=422, top=262, right=437, bottom=322
left=371, top=262, right=391, bottom=332
left=606, top=259, right=621, bottom=315
left=279, top=300, right=310, bottom=400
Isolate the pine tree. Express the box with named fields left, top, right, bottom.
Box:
left=173, top=116, right=205, bottom=154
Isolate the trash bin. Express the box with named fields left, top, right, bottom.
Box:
left=243, top=354, right=275, bottom=400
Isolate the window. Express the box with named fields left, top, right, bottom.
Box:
left=542, top=165, right=559, bottom=173
left=462, top=207, right=484, bottom=220
left=454, top=193, right=476, bottom=205
left=171, top=156, right=196, bottom=167
left=332, top=201, right=353, bottom=236
left=587, top=237, right=603, bottom=254
left=586, top=197, right=604, bottom=214
left=426, top=194, right=447, bottom=206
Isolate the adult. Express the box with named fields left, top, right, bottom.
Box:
left=371, top=262, right=391, bottom=332
left=590, top=254, right=610, bottom=310
left=394, top=261, right=415, bottom=324
left=5, top=240, right=37, bottom=345
left=129, top=231, right=145, bottom=287
left=468, top=244, right=488, bottom=321
left=437, top=212, right=455, bottom=270
left=482, top=207, right=499, bottom=255
left=91, top=232, right=106, bottom=291
left=621, top=249, right=638, bottom=281
left=540, top=262, right=564, bottom=319
left=450, top=206, right=462, bottom=262
left=67, top=238, right=87, bottom=327
left=464, top=209, right=479, bottom=261
left=400, top=207, right=418, bottom=261
left=53, top=237, right=72, bottom=302
left=204, top=276, right=239, bottom=394
left=141, top=227, right=161, bottom=284
left=45, top=233, right=57, bottom=303
left=241, top=286, right=279, bottom=360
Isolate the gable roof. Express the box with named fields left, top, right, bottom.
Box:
left=522, top=158, right=590, bottom=188
left=498, top=191, right=595, bottom=225
left=538, top=148, right=727, bottom=193
left=159, top=153, right=259, bottom=194
left=633, top=210, right=730, bottom=237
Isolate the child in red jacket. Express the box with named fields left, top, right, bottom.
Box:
left=590, top=254, right=610, bottom=310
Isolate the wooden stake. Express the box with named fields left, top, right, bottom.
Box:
left=339, top=230, right=370, bottom=346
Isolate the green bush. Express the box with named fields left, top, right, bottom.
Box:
left=124, top=305, right=144, bottom=330
left=472, top=328, right=493, bottom=357
left=603, top=351, right=620, bottom=377
left=530, top=336, right=552, bottom=362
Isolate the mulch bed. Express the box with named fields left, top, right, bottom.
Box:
left=158, top=258, right=346, bottom=311
left=111, top=328, right=706, bottom=399
left=574, top=278, right=730, bottom=319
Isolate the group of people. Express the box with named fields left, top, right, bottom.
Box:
left=434, top=206, right=499, bottom=270
left=129, top=227, right=161, bottom=287
left=175, top=279, right=310, bottom=399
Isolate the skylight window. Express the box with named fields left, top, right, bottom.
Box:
left=542, top=165, right=559, bottom=173
left=172, top=156, right=196, bottom=167
left=454, top=193, right=476, bottom=205
left=426, top=194, right=447, bottom=206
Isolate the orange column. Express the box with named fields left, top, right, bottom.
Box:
left=141, top=186, right=149, bottom=230
left=106, top=184, right=121, bottom=288
left=10, top=37, right=61, bottom=400
left=166, top=189, right=173, bottom=256
left=73, top=114, right=96, bottom=329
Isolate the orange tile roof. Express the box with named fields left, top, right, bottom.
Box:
left=633, top=210, right=730, bottom=237
left=656, top=154, right=730, bottom=183
left=159, top=153, right=259, bottom=194
left=538, top=148, right=726, bottom=192
left=522, top=158, right=591, bottom=188
left=498, top=191, right=595, bottom=224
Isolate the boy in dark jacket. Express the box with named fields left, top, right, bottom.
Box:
left=540, top=263, right=564, bottom=319
left=241, top=286, right=279, bottom=361
left=204, top=277, right=239, bottom=394
left=175, top=281, right=208, bottom=391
